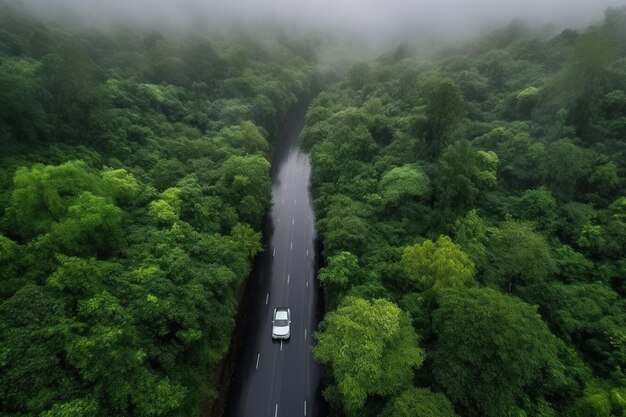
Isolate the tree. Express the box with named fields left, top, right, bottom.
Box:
left=48, top=192, right=123, bottom=257
left=539, top=139, right=593, bottom=201
left=314, top=297, right=424, bottom=415
left=518, top=282, right=626, bottom=380
left=380, top=388, right=459, bottom=417
left=452, top=210, right=489, bottom=270
left=0, top=235, right=23, bottom=298
left=512, top=187, right=559, bottom=234
left=42, top=398, right=99, bottom=417
left=213, top=155, right=271, bottom=228
left=546, top=32, right=617, bottom=137
left=39, top=51, right=109, bottom=143
left=569, top=32, right=617, bottom=88
left=401, top=235, right=475, bottom=291
left=317, top=196, right=373, bottom=258
left=484, top=220, right=556, bottom=291
left=230, top=223, right=262, bottom=260
left=474, top=125, right=543, bottom=191
left=318, top=251, right=360, bottom=293
left=432, top=287, right=584, bottom=417
left=419, top=78, right=465, bottom=156
left=568, top=386, right=626, bottom=417
left=0, top=57, right=46, bottom=141
left=214, top=121, right=269, bottom=156
left=0, top=285, right=77, bottom=414
left=101, top=168, right=140, bottom=204
left=435, top=140, right=498, bottom=211
left=7, top=161, right=104, bottom=239
left=379, top=165, right=430, bottom=207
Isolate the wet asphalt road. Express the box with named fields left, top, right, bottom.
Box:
left=223, top=107, right=324, bottom=417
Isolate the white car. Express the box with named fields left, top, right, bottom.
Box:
left=272, top=307, right=291, bottom=340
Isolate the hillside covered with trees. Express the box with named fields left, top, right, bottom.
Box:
left=0, top=4, right=313, bottom=416
left=305, top=7, right=626, bottom=417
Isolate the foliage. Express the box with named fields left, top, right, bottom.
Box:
left=431, top=287, right=584, bottom=417
left=483, top=220, right=556, bottom=291
left=379, top=388, right=459, bottom=417
left=0, top=7, right=313, bottom=417
left=314, top=297, right=424, bottom=415
left=303, top=9, right=626, bottom=417
left=400, top=235, right=476, bottom=291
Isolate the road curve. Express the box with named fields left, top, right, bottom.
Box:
left=223, top=106, right=325, bottom=417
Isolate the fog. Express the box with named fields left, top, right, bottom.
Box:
left=16, top=0, right=624, bottom=40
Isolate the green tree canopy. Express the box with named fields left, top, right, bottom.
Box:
left=484, top=220, right=556, bottom=291
left=419, top=77, right=466, bottom=156
left=379, top=164, right=430, bottom=207
left=314, top=297, right=424, bottom=415
left=318, top=251, right=360, bottom=294
left=432, top=287, right=584, bottom=417
left=380, top=388, right=459, bottom=417
left=436, top=140, right=498, bottom=210
left=401, top=235, right=476, bottom=291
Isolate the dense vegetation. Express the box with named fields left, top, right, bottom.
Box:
left=2, top=3, right=626, bottom=417
left=306, top=8, right=626, bottom=417
left=0, top=5, right=313, bottom=416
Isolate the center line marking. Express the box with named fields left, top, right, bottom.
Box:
left=265, top=293, right=269, bottom=305
left=256, top=353, right=260, bottom=369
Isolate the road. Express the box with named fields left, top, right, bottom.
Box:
left=223, top=107, right=324, bottom=417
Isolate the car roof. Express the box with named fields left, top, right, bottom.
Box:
left=274, top=310, right=289, bottom=320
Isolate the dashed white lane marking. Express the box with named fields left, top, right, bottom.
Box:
left=266, top=293, right=269, bottom=305
left=292, top=219, right=294, bottom=226
left=280, top=340, right=283, bottom=351
left=295, top=199, right=297, bottom=205
left=275, top=403, right=279, bottom=417
left=304, top=328, right=307, bottom=340
left=256, top=353, right=260, bottom=369
left=282, top=199, right=285, bottom=205
left=273, top=248, right=276, bottom=257
left=287, top=274, right=290, bottom=284
left=290, top=242, right=293, bottom=251
left=306, top=249, right=309, bottom=257
left=304, top=401, right=307, bottom=416
left=306, top=281, right=309, bottom=288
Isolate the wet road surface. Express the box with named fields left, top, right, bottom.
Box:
left=223, top=107, right=324, bottom=417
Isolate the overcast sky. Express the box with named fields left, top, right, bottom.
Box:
left=19, top=0, right=624, bottom=39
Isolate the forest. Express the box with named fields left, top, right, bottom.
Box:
left=305, top=7, right=626, bottom=417
left=0, top=3, right=313, bottom=416
left=1, top=1, right=626, bottom=417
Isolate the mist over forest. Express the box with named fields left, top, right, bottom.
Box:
left=15, top=0, right=623, bottom=40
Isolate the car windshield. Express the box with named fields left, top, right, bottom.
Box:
left=274, top=319, right=289, bottom=326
